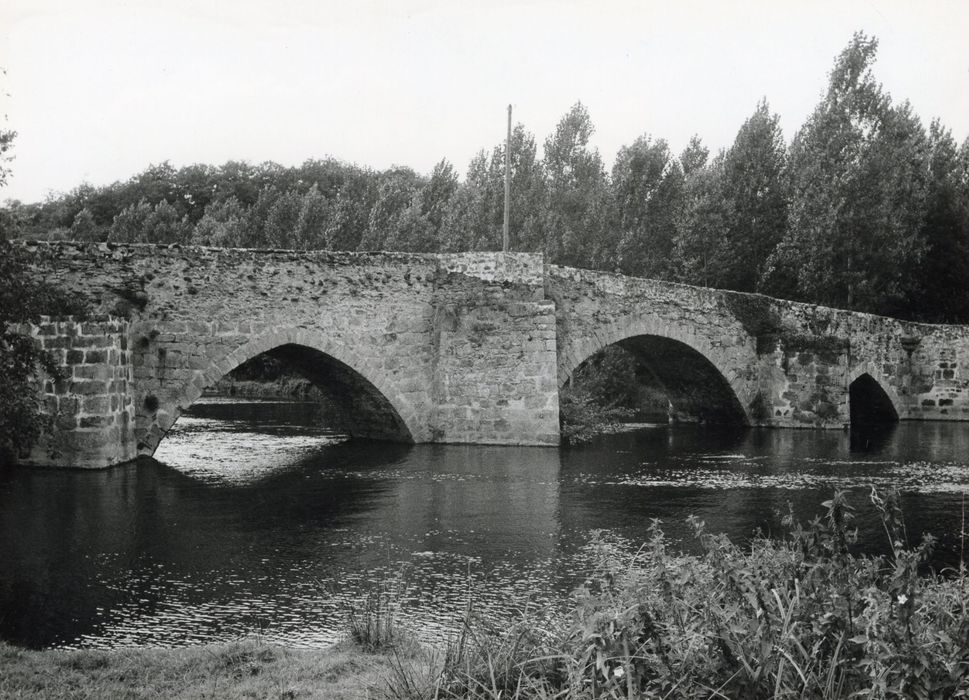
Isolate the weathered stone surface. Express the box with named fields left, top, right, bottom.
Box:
left=15, top=315, right=136, bottom=468
left=18, top=243, right=559, bottom=466
left=14, top=241, right=969, bottom=469
left=547, top=265, right=969, bottom=428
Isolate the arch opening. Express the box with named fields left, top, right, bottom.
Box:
left=849, top=373, right=899, bottom=427
left=144, top=341, right=415, bottom=456
left=210, top=343, right=413, bottom=442
left=563, top=335, right=748, bottom=427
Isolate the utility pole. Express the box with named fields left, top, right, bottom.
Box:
left=503, top=104, right=511, bottom=252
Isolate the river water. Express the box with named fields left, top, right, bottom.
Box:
left=1, top=397, right=967, bottom=650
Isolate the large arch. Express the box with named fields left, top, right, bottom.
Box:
left=138, top=326, right=423, bottom=455
left=847, top=364, right=902, bottom=426
left=559, top=318, right=751, bottom=425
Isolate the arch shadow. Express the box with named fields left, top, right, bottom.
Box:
left=561, top=322, right=750, bottom=425
left=848, top=369, right=901, bottom=427
left=142, top=327, right=421, bottom=455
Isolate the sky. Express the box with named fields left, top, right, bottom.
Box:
left=1, top=0, right=968, bottom=204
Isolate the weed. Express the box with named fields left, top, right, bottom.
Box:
left=384, top=489, right=969, bottom=698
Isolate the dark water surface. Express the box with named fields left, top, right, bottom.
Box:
left=1, top=398, right=967, bottom=649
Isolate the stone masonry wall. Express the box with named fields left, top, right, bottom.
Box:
left=17, top=241, right=969, bottom=470
left=19, top=242, right=560, bottom=463
left=432, top=255, right=559, bottom=445
left=17, top=316, right=136, bottom=468
left=549, top=265, right=969, bottom=428
left=546, top=265, right=762, bottom=422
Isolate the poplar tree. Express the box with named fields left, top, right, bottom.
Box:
left=718, top=100, right=788, bottom=292
left=767, top=33, right=930, bottom=313
left=543, top=102, right=611, bottom=267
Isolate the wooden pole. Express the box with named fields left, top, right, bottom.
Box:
left=503, top=104, right=511, bottom=252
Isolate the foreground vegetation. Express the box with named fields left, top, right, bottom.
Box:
left=3, top=490, right=966, bottom=698
left=0, top=639, right=412, bottom=700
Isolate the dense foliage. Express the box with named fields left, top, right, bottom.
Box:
left=560, top=346, right=668, bottom=444
left=0, top=238, right=90, bottom=462
left=3, top=34, right=968, bottom=322
left=384, top=489, right=969, bottom=699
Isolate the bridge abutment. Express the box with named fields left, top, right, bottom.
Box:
left=16, top=316, right=137, bottom=468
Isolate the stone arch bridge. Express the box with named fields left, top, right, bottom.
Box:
left=17, top=242, right=969, bottom=468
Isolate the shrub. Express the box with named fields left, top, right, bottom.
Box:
left=559, top=383, right=634, bottom=445
left=389, top=489, right=969, bottom=698
left=0, top=238, right=90, bottom=462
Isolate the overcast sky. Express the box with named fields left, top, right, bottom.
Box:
left=1, top=0, right=968, bottom=204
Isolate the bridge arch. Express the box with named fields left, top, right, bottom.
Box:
left=139, top=326, right=422, bottom=455
left=559, top=318, right=751, bottom=425
left=847, top=364, right=902, bottom=425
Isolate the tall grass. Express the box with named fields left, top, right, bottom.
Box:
left=383, top=488, right=969, bottom=699
left=345, top=578, right=410, bottom=655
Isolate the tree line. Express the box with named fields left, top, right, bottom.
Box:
left=3, top=33, right=969, bottom=322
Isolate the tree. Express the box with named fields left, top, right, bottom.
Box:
left=193, top=197, right=250, bottom=247
left=293, top=184, right=331, bottom=249
left=766, top=33, right=930, bottom=313
left=440, top=152, right=490, bottom=253
left=108, top=200, right=153, bottom=243
left=0, top=126, right=91, bottom=462
left=107, top=198, right=191, bottom=244
left=680, top=135, right=709, bottom=177
left=323, top=166, right=378, bottom=251
left=543, top=102, right=611, bottom=267
left=70, top=207, right=100, bottom=241
left=0, top=130, right=14, bottom=189
left=909, top=121, right=969, bottom=321
left=484, top=127, right=547, bottom=253
left=718, top=100, right=789, bottom=292
left=419, top=159, right=459, bottom=246
left=671, top=153, right=729, bottom=287
left=613, top=135, right=684, bottom=278
left=360, top=167, right=425, bottom=250
left=262, top=189, right=303, bottom=248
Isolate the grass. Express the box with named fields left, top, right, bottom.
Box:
left=0, top=638, right=422, bottom=699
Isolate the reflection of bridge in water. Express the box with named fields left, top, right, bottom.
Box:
left=17, top=241, right=969, bottom=468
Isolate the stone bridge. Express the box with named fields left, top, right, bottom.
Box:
left=15, top=241, right=969, bottom=468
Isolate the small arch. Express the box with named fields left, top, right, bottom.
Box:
left=140, top=327, right=421, bottom=455
left=561, top=320, right=750, bottom=425
left=848, top=371, right=900, bottom=426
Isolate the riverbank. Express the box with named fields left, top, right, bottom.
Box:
left=5, top=501, right=966, bottom=699
left=0, top=638, right=414, bottom=699
left=206, top=376, right=326, bottom=400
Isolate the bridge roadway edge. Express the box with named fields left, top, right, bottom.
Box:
left=12, top=241, right=969, bottom=468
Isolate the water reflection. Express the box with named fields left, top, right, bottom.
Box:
left=0, top=399, right=967, bottom=650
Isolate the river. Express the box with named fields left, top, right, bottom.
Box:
left=1, top=397, right=967, bottom=649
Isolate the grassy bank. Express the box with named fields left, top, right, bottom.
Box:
left=0, top=639, right=418, bottom=699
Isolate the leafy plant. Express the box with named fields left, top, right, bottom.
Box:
left=0, top=239, right=91, bottom=463
left=384, top=490, right=969, bottom=699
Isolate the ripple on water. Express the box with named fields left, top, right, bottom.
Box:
left=155, top=414, right=348, bottom=485
left=3, top=401, right=969, bottom=650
